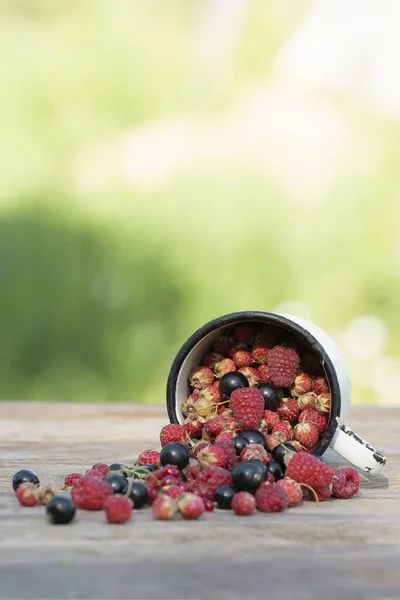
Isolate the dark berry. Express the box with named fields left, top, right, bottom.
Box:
left=159, top=443, right=189, bottom=470
left=108, top=463, right=130, bottom=478
left=214, top=485, right=236, bottom=509
left=271, top=443, right=297, bottom=466
left=241, top=430, right=267, bottom=450
left=12, top=470, right=39, bottom=492
left=258, top=384, right=283, bottom=411
left=266, top=461, right=283, bottom=481
left=104, top=473, right=129, bottom=495
left=46, top=495, right=76, bottom=525
left=246, top=459, right=268, bottom=480
left=128, top=481, right=148, bottom=509
left=231, top=461, right=265, bottom=493
left=219, top=372, right=249, bottom=398
left=233, top=437, right=249, bottom=455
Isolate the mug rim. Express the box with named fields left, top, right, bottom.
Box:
left=166, top=310, right=341, bottom=456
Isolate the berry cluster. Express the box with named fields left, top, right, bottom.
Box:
left=182, top=322, right=331, bottom=455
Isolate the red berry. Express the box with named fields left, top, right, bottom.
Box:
left=229, top=387, right=264, bottom=430
left=85, top=469, right=104, bottom=478
left=268, top=346, right=300, bottom=387
left=231, top=491, right=256, bottom=515
left=257, top=364, right=271, bottom=384
left=232, top=323, right=256, bottom=345
left=277, top=478, right=303, bottom=507
left=183, top=414, right=204, bottom=438
left=185, top=464, right=202, bottom=489
left=231, top=349, right=253, bottom=369
left=255, top=482, right=288, bottom=512
left=16, top=482, right=40, bottom=506
left=152, top=495, right=177, bottom=520
left=240, top=444, right=271, bottom=464
left=160, top=483, right=187, bottom=499
left=293, top=422, right=319, bottom=450
left=71, top=476, right=113, bottom=510
left=285, top=453, right=333, bottom=489
left=159, top=424, right=188, bottom=448
left=261, top=409, right=280, bottom=431
left=204, top=416, right=225, bottom=438
left=104, top=495, right=132, bottom=524
left=277, top=398, right=300, bottom=422
left=203, top=352, right=224, bottom=369
left=298, top=409, right=327, bottom=433
left=39, top=484, right=56, bottom=506
left=189, top=366, right=214, bottom=389
left=238, top=367, right=260, bottom=387
left=308, top=484, right=332, bottom=502
left=297, top=393, right=317, bottom=411
left=315, top=393, right=331, bottom=414
left=197, top=384, right=221, bottom=404
left=313, top=376, right=329, bottom=395
left=291, top=373, right=312, bottom=397
left=214, top=358, right=236, bottom=378
left=215, top=438, right=237, bottom=470
left=214, top=431, right=235, bottom=442
left=137, top=450, right=160, bottom=466
left=332, top=466, right=360, bottom=499
left=251, top=341, right=269, bottom=364
left=212, top=336, right=235, bottom=356
left=272, top=421, right=293, bottom=441
left=197, top=445, right=227, bottom=469
left=204, top=498, right=215, bottom=511
left=177, top=493, right=206, bottom=519
left=91, top=463, right=110, bottom=476
left=196, top=466, right=232, bottom=500
left=63, top=473, right=83, bottom=490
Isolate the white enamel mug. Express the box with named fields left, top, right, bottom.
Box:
left=166, top=311, right=386, bottom=474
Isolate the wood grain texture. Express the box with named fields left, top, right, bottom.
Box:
left=0, top=403, right=398, bottom=600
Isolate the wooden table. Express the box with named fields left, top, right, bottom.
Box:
left=1, top=403, right=399, bottom=600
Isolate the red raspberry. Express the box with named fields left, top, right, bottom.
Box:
left=268, top=346, right=300, bottom=387
left=104, top=495, right=132, bottom=524
left=229, top=387, right=264, bottom=430
left=293, top=422, right=319, bottom=450
left=204, top=416, right=225, bottom=438
left=197, top=445, right=227, bottom=469
left=63, top=473, right=83, bottom=490
left=160, top=483, right=187, bottom=499
left=240, top=444, right=271, bottom=464
left=272, top=421, right=293, bottom=441
left=277, top=478, right=303, bottom=507
left=71, top=476, right=113, bottom=510
left=238, top=367, right=260, bottom=387
left=212, top=336, right=235, bottom=356
left=152, top=495, right=177, bottom=520
left=332, top=466, right=360, bottom=499
left=255, top=482, right=288, bottom=512
left=91, top=463, right=110, bottom=476
left=215, top=438, right=237, bottom=470
left=214, top=358, right=236, bottom=378
left=257, top=364, right=271, bottom=384
left=308, top=484, right=332, bottom=501
left=196, top=466, right=232, bottom=500
left=217, top=406, right=233, bottom=418
left=291, top=373, right=312, bottom=397
left=214, top=431, right=234, bottom=442
left=189, top=366, right=214, bottom=389
left=251, top=341, right=269, bottom=364
left=231, top=349, right=253, bottom=369
left=298, top=409, right=327, bottom=433
left=313, top=376, right=329, bottom=395
left=191, top=441, right=210, bottom=460
left=232, top=323, right=256, bottom=345
left=277, top=398, right=300, bottom=422
left=285, top=453, right=333, bottom=489
left=203, top=352, right=224, bottom=369
left=315, top=393, right=331, bottom=414
left=85, top=469, right=104, bottom=478
left=16, top=482, right=40, bottom=506
left=158, top=465, right=181, bottom=479
left=177, top=492, right=205, bottom=519
left=297, top=393, right=317, bottom=411
left=137, top=450, right=160, bottom=466
left=159, top=424, right=188, bottom=448
left=185, top=464, right=202, bottom=489
left=231, top=491, right=256, bottom=515
left=183, top=414, right=204, bottom=438
left=261, top=409, right=280, bottom=431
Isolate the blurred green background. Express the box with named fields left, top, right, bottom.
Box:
left=1, top=0, right=400, bottom=404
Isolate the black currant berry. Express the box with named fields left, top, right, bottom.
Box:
left=214, top=485, right=236, bottom=509
left=245, top=459, right=268, bottom=480
left=104, top=473, right=129, bottom=495
left=233, top=437, right=249, bottom=455
left=46, top=495, right=76, bottom=525
left=258, top=384, right=283, bottom=411
left=219, top=372, right=249, bottom=398
left=266, top=461, right=283, bottom=481
left=231, top=461, right=266, bottom=493
left=129, top=481, right=148, bottom=509
left=108, top=463, right=130, bottom=478
left=12, top=470, right=39, bottom=492
left=159, top=442, right=189, bottom=470
left=271, top=443, right=297, bottom=466
left=241, top=430, right=267, bottom=450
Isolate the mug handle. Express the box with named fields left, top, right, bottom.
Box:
left=330, top=425, right=386, bottom=474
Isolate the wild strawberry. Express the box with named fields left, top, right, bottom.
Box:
left=240, top=444, right=271, bottom=464
left=212, top=336, right=235, bottom=356
left=313, top=376, right=329, bottom=395
left=298, top=409, right=327, bottom=433
left=204, top=416, right=225, bottom=438
left=217, top=406, right=233, bottom=418
left=189, top=366, right=214, bottom=389
left=257, top=364, right=271, bottom=383
left=183, top=413, right=204, bottom=438
left=231, top=491, right=256, bottom=516
left=160, top=483, right=187, bottom=499
left=231, top=349, right=253, bottom=369
left=277, top=478, right=303, bottom=507
left=214, top=431, right=235, bottom=442
left=16, top=482, right=40, bottom=507
left=137, top=450, right=160, bottom=466
left=197, top=445, right=227, bottom=469
left=291, top=373, right=312, bottom=397
left=251, top=341, right=269, bottom=364
left=277, top=398, right=300, bottom=422
left=315, top=393, right=331, bottom=414
left=332, top=466, right=360, bottom=499
left=224, top=416, right=241, bottom=435
left=203, top=352, right=224, bottom=369
left=152, top=495, right=177, bottom=520
left=261, top=409, right=280, bottom=432
left=191, top=441, right=210, bottom=460
left=268, top=346, right=300, bottom=387
left=238, top=367, right=260, bottom=386
left=185, top=464, right=202, bottom=489
left=197, top=384, right=221, bottom=404
left=159, top=424, right=188, bottom=448
left=229, top=387, right=264, bottom=430
left=297, top=392, right=317, bottom=410
left=272, top=421, right=293, bottom=441
left=232, top=323, right=256, bottom=345
left=104, top=495, right=132, bottom=524
left=214, top=358, right=236, bottom=378
left=255, top=482, right=288, bottom=512
left=177, top=493, right=205, bottom=519
left=265, top=433, right=285, bottom=452
left=180, top=390, right=199, bottom=417
left=293, top=422, right=319, bottom=450
left=285, top=453, right=333, bottom=489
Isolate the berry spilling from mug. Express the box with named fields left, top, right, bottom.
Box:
left=181, top=321, right=331, bottom=455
